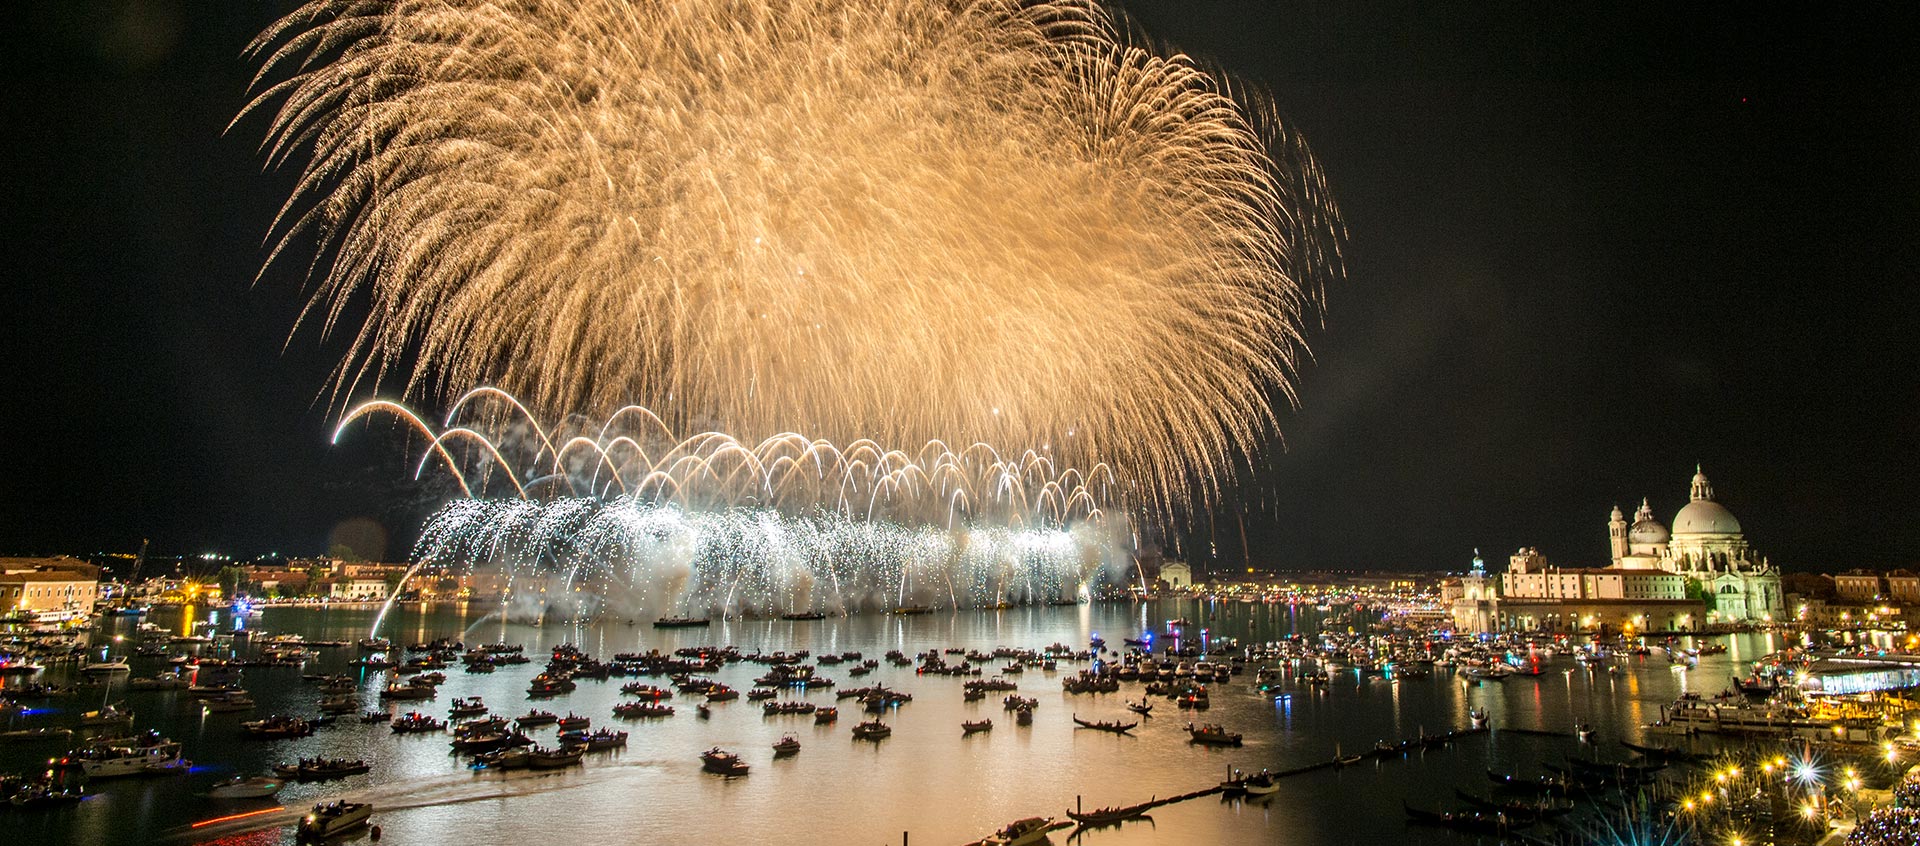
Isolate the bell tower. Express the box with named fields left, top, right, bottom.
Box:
left=1608, top=504, right=1628, bottom=563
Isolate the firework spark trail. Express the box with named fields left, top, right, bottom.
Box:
left=347, top=394, right=1133, bottom=620
left=246, top=0, right=1343, bottom=515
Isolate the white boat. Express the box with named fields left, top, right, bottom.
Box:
left=298, top=801, right=373, bottom=839
left=75, top=740, right=185, bottom=778
left=206, top=775, right=286, bottom=799
left=82, top=658, right=132, bottom=675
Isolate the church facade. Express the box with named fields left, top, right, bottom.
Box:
left=1448, top=466, right=1784, bottom=632
left=1605, top=467, right=1786, bottom=623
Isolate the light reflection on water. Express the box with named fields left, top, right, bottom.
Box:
left=0, top=601, right=1768, bottom=846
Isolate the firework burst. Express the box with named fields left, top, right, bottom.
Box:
left=245, top=0, right=1342, bottom=514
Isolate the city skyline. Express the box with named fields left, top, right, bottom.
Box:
left=3, top=1, right=1917, bottom=571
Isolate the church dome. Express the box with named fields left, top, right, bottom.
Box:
left=1673, top=499, right=1741, bottom=535
left=1629, top=517, right=1669, bottom=544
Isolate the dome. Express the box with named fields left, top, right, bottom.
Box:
left=1673, top=499, right=1741, bottom=535
left=1629, top=517, right=1670, bottom=545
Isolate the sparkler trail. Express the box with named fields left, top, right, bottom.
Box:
left=344, top=394, right=1135, bottom=622
left=245, top=0, right=1343, bottom=515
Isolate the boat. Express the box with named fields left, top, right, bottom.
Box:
left=1469, top=708, right=1489, bottom=729
left=700, top=747, right=750, bottom=776
left=813, top=706, right=836, bottom=724
left=1575, top=722, right=1595, bottom=743
left=239, top=715, right=313, bottom=739
left=10, top=783, right=85, bottom=807
left=1240, top=770, right=1279, bottom=796
left=1015, top=706, right=1033, bottom=726
left=0, top=727, right=72, bottom=743
left=449, top=697, right=488, bottom=717
left=75, top=739, right=185, bottom=778
left=527, top=744, right=586, bottom=768
left=556, top=713, right=591, bottom=731
left=515, top=709, right=559, bottom=727
left=79, top=704, right=135, bottom=726
left=1333, top=752, right=1364, bottom=767
left=380, top=682, right=435, bottom=701
left=127, top=673, right=187, bottom=691
left=890, top=606, right=934, bottom=615
left=297, top=801, right=373, bottom=840
left=474, top=747, right=530, bottom=769
left=851, top=719, right=892, bottom=740
left=1403, top=804, right=1510, bottom=835
left=1072, top=715, right=1137, bottom=734
left=1126, top=700, right=1153, bottom=716
left=981, top=816, right=1059, bottom=846
left=582, top=729, right=628, bottom=751
left=652, top=617, right=712, bottom=628
left=205, top=775, right=285, bottom=799
left=963, top=719, right=993, bottom=734
left=81, top=658, right=132, bottom=675
left=360, top=711, right=392, bottom=724
left=203, top=693, right=256, bottom=713
left=780, top=612, right=828, bottom=621
left=1067, top=802, right=1150, bottom=827
left=391, top=713, right=446, bottom=734
left=772, top=734, right=801, bottom=756
left=1186, top=723, right=1242, bottom=747
left=274, top=758, right=371, bottom=781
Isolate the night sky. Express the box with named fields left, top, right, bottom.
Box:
left=3, top=2, right=1917, bottom=573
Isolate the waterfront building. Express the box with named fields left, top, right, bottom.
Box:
left=0, top=556, right=102, bottom=615
left=1833, top=570, right=1886, bottom=602
left=1159, top=561, right=1191, bottom=589
left=330, top=578, right=390, bottom=601
left=1887, top=570, right=1920, bottom=604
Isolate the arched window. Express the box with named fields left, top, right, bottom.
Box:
left=1719, top=584, right=1739, bottom=595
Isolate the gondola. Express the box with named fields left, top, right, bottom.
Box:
left=1072, top=716, right=1138, bottom=734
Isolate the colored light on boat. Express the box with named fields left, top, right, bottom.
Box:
left=192, top=806, right=285, bottom=828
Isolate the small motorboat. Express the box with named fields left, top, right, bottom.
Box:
left=204, top=693, right=256, bottom=714
left=449, top=697, right=488, bottom=718
left=556, top=713, right=591, bottom=731
left=962, top=719, right=993, bottom=735
left=813, top=706, right=836, bottom=723
left=360, top=711, right=392, bottom=724
left=701, top=747, right=750, bottom=776
left=297, top=801, right=373, bottom=840
left=582, top=729, right=628, bottom=751
left=851, top=719, right=892, bottom=740
left=772, top=735, right=801, bottom=756
left=1469, top=707, right=1489, bottom=730
left=1186, top=723, right=1242, bottom=747
left=205, top=775, right=285, bottom=799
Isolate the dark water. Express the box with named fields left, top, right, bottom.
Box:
left=1, top=600, right=1787, bottom=846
